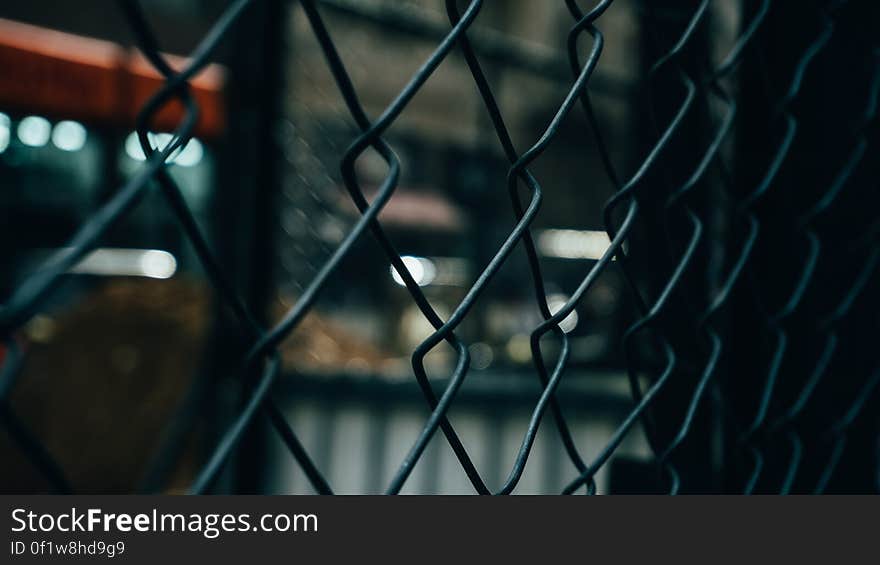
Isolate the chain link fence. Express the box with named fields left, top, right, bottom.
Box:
left=1, top=0, right=878, bottom=494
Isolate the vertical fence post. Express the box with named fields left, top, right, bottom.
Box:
left=209, top=0, right=287, bottom=493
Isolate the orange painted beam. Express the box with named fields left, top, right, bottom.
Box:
left=0, top=18, right=226, bottom=138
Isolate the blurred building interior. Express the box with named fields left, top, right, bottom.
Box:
left=0, top=0, right=751, bottom=493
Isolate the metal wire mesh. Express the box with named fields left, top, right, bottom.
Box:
left=1, top=0, right=878, bottom=494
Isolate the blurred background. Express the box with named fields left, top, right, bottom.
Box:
left=1, top=0, right=877, bottom=494
left=0, top=0, right=658, bottom=494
